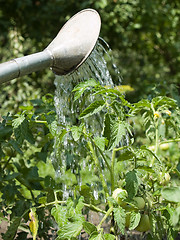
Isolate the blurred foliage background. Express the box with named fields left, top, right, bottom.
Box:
left=0, top=0, right=180, bottom=115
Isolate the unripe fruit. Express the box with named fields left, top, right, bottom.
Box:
left=112, top=188, right=127, bottom=206
left=3, top=145, right=16, bottom=157
left=133, top=197, right=146, bottom=210
left=135, top=214, right=150, bottom=232
left=160, top=143, right=169, bottom=151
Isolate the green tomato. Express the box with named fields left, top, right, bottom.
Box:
left=160, top=143, right=169, bottom=151
left=133, top=197, right=145, bottom=210
left=112, top=188, right=127, bottom=206
left=3, top=146, right=16, bottom=157
left=135, top=214, right=150, bottom=232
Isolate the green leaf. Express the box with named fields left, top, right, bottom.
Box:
left=75, top=196, right=84, bottom=214
left=9, top=139, right=23, bottom=154
left=14, top=119, right=35, bottom=145
left=104, top=234, right=116, bottom=240
left=129, top=211, right=141, bottom=230
left=83, top=222, right=97, bottom=235
left=80, top=100, right=105, bottom=119
left=51, top=205, right=68, bottom=228
left=3, top=216, right=21, bottom=240
left=117, top=149, right=135, bottom=161
left=0, top=122, right=12, bottom=141
left=152, top=96, right=177, bottom=108
left=113, top=207, right=126, bottom=234
left=161, top=187, right=180, bottom=203
left=12, top=115, right=25, bottom=128
left=29, top=208, right=38, bottom=240
left=71, top=124, right=84, bottom=141
left=72, top=79, right=98, bottom=101
left=57, top=221, right=83, bottom=239
left=125, top=170, right=140, bottom=199
left=171, top=206, right=180, bottom=228
left=46, top=114, right=57, bottom=136
left=94, top=136, right=108, bottom=151
left=103, top=113, right=127, bottom=150
left=89, top=231, right=104, bottom=240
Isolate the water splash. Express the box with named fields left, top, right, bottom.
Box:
left=52, top=40, right=121, bottom=198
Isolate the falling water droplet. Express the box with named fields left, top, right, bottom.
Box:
left=52, top=40, right=122, bottom=198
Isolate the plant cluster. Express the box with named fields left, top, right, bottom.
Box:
left=0, top=79, right=180, bottom=239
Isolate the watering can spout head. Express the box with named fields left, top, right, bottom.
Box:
left=46, top=9, right=101, bottom=75
left=0, top=9, right=101, bottom=84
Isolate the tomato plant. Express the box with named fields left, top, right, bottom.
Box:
left=0, top=80, right=180, bottom=239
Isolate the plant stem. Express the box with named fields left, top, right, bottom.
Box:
left=37, top=200, right=66, bottom=209
left=111, top=149, right=116, bottom=194
left=84, top=203, right=106, bottom=214
left=110, top=145, right=129, bottom=192
left=160, top=138, right=180, bottom=144
left=97, top=206, right=113, bottom=231
left=87, top=141, right=109, bottom=195
left=155, top=122, right=159, bottom=155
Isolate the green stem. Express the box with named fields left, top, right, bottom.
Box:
left=34, top=120, right=47, bottom=124
left=97, top=206, right=113, bottom=231
left=37, top=200, right=66, bottom=209
left=111, top=149, right=116, bottom=193
left=110, top=146, right=130, bottom=192
left=87, top=141, right=109, bottom=195
left=160, top=138, right=180, bottom=144
left=155, top=122, right=159, bottom=155
left=84, top=203, right=106, bottom=214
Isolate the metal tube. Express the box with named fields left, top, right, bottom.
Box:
left=0, top=50, right=53, bottom=84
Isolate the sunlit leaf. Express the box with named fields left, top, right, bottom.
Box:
left=80, top=100, right=105, bottom=119
left=113, top=207, right=126, bottom=234
left=29, top=208, right=38, bottom=240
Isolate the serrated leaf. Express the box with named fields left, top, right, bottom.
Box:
left=133, top=99, right=151, bottom=113
left=129, top=211, right=141, bottom=230
left=152, top=96, right=177, bottom=108
left=103, top=113, right=127, bottom=150
left=14, top=119, right=35, bottom=145
left=125, top=170, right=140, bottom=199
left=12, top=115, right=25, bottom=128
left=83, top=222, right=97, bottom=235
left=161, top=187, right=180, bottom=203
left=113, top=207, right=126, bottom=234
left=72, top=79, right=98, bottom=101
left=75, top=196, right=84, bottom=214
left=94, top=136, right=108, bottom=151
left=80, top=100, right=105, bottom=119
left=3, top=216, right=21, bottom=240
left=71, top=124, right=83, bottom=141
left=51, top=205, right=68, bottom=228
left=57, top=221, right=83, bottom=240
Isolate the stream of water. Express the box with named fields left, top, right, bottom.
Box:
left=52, top=40, right=121, bottom=199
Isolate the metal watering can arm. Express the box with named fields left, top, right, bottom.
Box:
left=0, top=9, right=101, bottom=84
left=0, top=50, right=53, bottom=84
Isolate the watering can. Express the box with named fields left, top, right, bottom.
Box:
left=0, top=9, right=101, bottom=84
